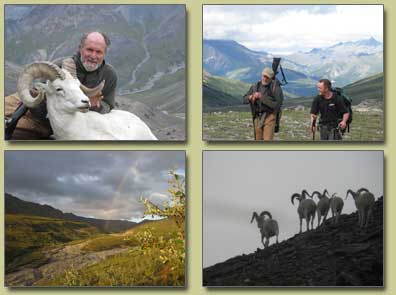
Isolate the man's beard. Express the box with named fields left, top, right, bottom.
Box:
left=81, top=56, right=101, bottom=72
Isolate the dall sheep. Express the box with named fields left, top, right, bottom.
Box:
left=345, top=188, right=375, bottom=228
left=291, top=190, right=316, bottom=233
left=17, top=61, right=157, bottom=140
left=329, top=193, right=344, bottom=224
left=250, top=211, right=279, bottom=248
left=309, top=189, right=330, bottom=227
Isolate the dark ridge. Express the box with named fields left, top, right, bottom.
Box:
left=5, top=193, right=138, bottom=233
left=203, top=197, right=383, bottom=286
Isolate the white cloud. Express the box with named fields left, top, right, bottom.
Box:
left=203, top=5, right=383, bottom=54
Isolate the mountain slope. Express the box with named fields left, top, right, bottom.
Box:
left=5, top=214, right=100, bottom=273
left=4, top=4, right=185, bottom=116
left=284, top=72, right=384, bottom=109
left=203, top=197, right=383, bottom=286
left=5, top=193, right=138, bottom=233
left=203, top=38, right=382, bottom=97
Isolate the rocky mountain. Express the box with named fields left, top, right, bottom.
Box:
left=203, top=197, right=383, bottom=286
left=203, top=38, right=382, bottom=97
left=5, top=193, right=138, bottom=233
left=283, top=37, right=383, bottom=86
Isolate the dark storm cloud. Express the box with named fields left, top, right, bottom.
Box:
left=5, top=151, right=185, bottom=220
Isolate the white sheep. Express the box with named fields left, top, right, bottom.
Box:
left=329, top=193, right=344, bottom=224
left=291, top=190, right=316, bottom=233
left=345, top=188, right=375, bottom=228
left=250, top=211, right=279, bottom=248
left=309, top=189, right=331, bottom=227
left=17, top=61, right=157, bottom=140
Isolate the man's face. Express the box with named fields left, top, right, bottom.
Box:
left=317, top=82, right=328, bottom=96
left=80, top=34, right=106, bottom=72
left=261, top=73, right=271, bottom=85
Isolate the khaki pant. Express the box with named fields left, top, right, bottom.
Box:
left=254, top=113, right=276, bottom=140
left=5, top=93, right=52, bottom=140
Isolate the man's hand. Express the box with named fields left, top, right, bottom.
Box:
left=248, top=92, right=262, bottom=102
left=29, top=88, right=39, bottom=97
left=339, top=120, right=347, bottom=130
left=89, top=92, right=104, bottom=108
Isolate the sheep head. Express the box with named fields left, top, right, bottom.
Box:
left=17, top=61, right=104, bottom=111
left=260, top=211, right=272, bottom=220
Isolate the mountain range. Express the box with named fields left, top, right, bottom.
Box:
left=203, top=38, right=383, bottom=97
left=5, top=193, right=139, bottom=233
left=203, top=71, right=383, bottom=112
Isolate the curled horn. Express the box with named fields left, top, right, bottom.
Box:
left=357, top=187, right=370, bottom=194
left=62, top=57, right=77, bottom=79
left=61, top=57, right=105, bottom=97
left=251, top=212, right=258, bottom=223
left=301, top=189, right=311, bottom=199
left=17, top=62, right=65, bottom=108
left=260, top=211, right=272, bottom=219
left=345, top=189, right=357, bottom=200
left=311, top=191, right=322, bottom=199
left=291, top=193, right=301, bottom=205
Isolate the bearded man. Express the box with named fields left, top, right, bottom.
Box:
left=243, top=67, right=284, bottom=140
left=5, top=31, right=118, bottom=139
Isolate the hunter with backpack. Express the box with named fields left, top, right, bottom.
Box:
left=243, top=58, right=285, bottom=140
left=310, top=79, right=351, bottom=140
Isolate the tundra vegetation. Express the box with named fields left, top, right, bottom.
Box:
left=5, top=171, right=185, bottom=286
left=49, top=171, right=185, bottom=286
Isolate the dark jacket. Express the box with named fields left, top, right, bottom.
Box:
left=243, top=80, right=284, bottom=117
left=310, top=92, right=348, bottom=126
left=30, top=53, right=117, bottom=121
left=72, top=52, right=117, bottom=114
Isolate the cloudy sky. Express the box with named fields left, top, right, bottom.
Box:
left=203, top=5, right=383, bottom=54
left=5, top=151, right=185, bottom=222
left=203, top=151, right=383, bottom=268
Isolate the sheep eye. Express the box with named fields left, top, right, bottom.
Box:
left=56, top=87, right=63, bottom=92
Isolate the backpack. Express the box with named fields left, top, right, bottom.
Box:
left=332, top=87, right=352, bottom=132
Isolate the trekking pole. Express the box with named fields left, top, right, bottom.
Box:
left=312, top=118, right=316, bottom=141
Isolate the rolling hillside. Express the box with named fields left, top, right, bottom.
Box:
left=5, top=214, right=100, bottom=273
left=5, top=193, right=138, bottom=233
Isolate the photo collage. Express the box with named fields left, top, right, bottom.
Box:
left=1, top=3, right=387, bottom=291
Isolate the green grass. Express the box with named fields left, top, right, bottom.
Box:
left=37, top=218, right=185, bottom=286
left=203, top=109, right=383, bottom=141
left=5, top=214, right=99, bottom=273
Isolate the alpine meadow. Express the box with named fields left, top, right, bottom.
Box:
left=203, top=5, right=383, bottom=141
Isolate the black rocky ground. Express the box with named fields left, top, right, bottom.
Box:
left=203, top=197, right=383, bottom=286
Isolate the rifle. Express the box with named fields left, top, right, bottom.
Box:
left=5, top=103, right=29, bottom=140
left=272, top=57, right=287, bottom=86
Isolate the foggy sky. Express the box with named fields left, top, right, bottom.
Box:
left=5, top=151, right=185, bottom=222
left=203, top=151, right=383, bottom=268
left=203, top=5, right=383, bottom=54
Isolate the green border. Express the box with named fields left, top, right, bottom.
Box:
left=1, top=0, right=394, bottom=294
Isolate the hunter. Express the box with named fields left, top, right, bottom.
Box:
left=243, top=67, right=284, bottom=140
left=5, top=31, right=117, bottom=140
left=310, top=79, right=349, bottom=140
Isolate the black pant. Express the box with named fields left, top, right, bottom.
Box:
left=319, top=124, right=342, bottom=140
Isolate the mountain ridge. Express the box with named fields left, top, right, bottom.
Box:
left=5, top=193, right=138, bottom=233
